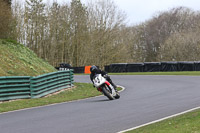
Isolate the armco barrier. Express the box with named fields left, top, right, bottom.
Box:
left=0, top=70, right=74, bottom=101
left=30, top=70, right=74, bottom=98
left=0, top=76, right=31, bottom=101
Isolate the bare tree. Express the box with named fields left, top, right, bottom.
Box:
left=12, top=1, right=200, bottom=68
left=24, top=0, right=46, bottom=56
left=87, top=0, right=127, bottom=68
left=3, top=0, right=11, bottom=5
left=127, top=7, right=200, bottom=62
left=70, top=0, right=89, bottom=67
left=0, top=0, right=12, bottom=39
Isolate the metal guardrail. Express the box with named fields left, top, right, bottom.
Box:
left=0, top=70, right=74, bottom=101
left=30, top=70, right=74, bottom=98
left=0, top=76, right=31, bottom=101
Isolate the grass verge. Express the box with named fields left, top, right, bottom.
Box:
left=126, top=109, right=200, bottom=133
left=0, top=83, right=121, bottom=113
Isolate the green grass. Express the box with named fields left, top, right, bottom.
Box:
left=0, top=83, right=121, bottom=113
left=126, top=109, right=200, bottom=133
left=110, top=71, right=200, bottom=76
left=0, top=39, right=56, bottom=76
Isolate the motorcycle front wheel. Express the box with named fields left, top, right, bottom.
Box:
left=101, top=85, right=115, bottom=100
left=114, top=91, right=120, bottom=99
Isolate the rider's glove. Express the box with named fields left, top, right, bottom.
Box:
left=103, top=74, right=108, bottom=78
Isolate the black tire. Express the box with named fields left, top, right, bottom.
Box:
left=114, top=91, right=120, bottom=99
left=101, top=85, right=114, bottom=100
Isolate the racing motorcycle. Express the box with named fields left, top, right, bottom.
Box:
left=92, top=74, right=120, bottom=100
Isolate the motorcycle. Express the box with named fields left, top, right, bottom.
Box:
left=92, top=74, right=120, bottom=100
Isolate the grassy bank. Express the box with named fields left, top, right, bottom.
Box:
left=0, top=83, right=121, bottom=113
left=0, top=39, right=56, bottom=76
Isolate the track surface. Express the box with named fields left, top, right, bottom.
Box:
left=1, top=75, right=200, bottom=133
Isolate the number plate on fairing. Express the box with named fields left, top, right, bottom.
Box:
left=93, top=74, right=106, bottom=88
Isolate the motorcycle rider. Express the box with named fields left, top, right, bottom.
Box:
left=90, top=65, right=117, bottom=90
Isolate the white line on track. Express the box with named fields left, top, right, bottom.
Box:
left=117, top=106, right=200, bottom=133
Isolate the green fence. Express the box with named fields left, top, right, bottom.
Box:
left=0, top=76, right=31, bottom=101
left=0, top=70, right=74, bottom=101
left=30, top=70, right=74, bottom=98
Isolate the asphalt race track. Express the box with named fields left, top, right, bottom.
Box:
left=1, top=75, right=200, bottom=133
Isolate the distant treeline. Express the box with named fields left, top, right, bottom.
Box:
left=1, top=0, right=200, bottom=68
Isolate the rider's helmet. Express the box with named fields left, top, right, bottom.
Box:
left=90, top=65, right=98, bottom=73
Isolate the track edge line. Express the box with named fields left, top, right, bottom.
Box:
left=117, top=106, right=200, bottom=133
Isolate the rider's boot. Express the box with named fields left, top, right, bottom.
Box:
left=110, top=82, right=117, bottom=91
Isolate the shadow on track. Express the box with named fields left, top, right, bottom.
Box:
left=90, top=99, right=111, bottom=102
